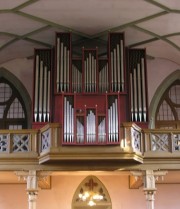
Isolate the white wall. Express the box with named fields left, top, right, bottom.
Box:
left=146, top=58, right=180, bottom=106
left=0, top=58, right=34, bottom=99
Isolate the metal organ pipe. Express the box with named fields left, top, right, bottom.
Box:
left=130, top=73, right=134, bottom=121
left=133, top=69, right=138, bottom=121
left=117, top=44, right=121, bottom=91
left=141, top=58, right=147, bottom=121
left=34, top=55, right=39, bottom=122
left=98, top=118, right=105, bottom=142
left=56, top=39, right=70, bottom=93
left=120, top=40, right=124, bottom=91
left=47, top=70, right=50, bottom=122
left=43, top=66, right=47, bottom=122
left=84, top=52, right=96, bottom=93
left=60, top=42, right=63, bottom=92
left=72, top=64, right=82, bottom=92
left=99, top=63, right=108, bottom=92
left=39, top=60, right=43, bottom=122
left=110, top=51, right=114, bottom=91
left=64, top=97, right=74, bottom=143
left=110, top=39, right=124, bottom=92
left=86, top=110, right=96, bottom=143
left=77, top=118, right=84, bottom=143
left=108, top=98, right=118, bottom=142
left=63, top=46, right=67, bottom=91
left=137, top=63, right=142, bottom=122
left=56, top=38, right=60, bottom=92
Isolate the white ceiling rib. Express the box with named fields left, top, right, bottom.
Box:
left=0, top=0, right=179, bottom=64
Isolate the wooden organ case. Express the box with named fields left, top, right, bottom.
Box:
left=32, top=32, right=148, bottom=145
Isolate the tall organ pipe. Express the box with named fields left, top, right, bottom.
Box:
left=141, top=58, right=147, bottom=121
left=56, top=38, right=60, bottom=92
left=34, top=55, right=39, bottom=122
left=120, top=40, right=124, bottom=91
left=137, top=63, right=142, bottom=122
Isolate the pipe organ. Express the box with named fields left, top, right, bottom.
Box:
left=128, top=49, right=148, bottom=123
left=33, top=32, right=148, bottom=145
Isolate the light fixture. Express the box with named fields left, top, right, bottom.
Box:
left=78, top=190, right=104, bottom=206
left=77, top=178, right=105, bottom=207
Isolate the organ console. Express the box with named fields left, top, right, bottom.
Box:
left=32, top=32, right=148, bottom=145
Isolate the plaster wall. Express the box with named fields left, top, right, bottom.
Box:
left=0, top=175, right=179, bottom=209
left=146, top=58, right=180, bottom=106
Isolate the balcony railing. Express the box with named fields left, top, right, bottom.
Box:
left=0, top=123, right=179, bottom=162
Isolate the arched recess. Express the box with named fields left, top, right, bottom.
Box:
left=0, top=67, right=32, bottom=128
left=72, top=175, right=112, bottom=209
left=149, top=70, right=180, bottom=128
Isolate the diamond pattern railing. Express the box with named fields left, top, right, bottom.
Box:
left=0, top=123, right=179, bottom=160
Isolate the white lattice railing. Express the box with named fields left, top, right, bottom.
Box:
left=121, top=123, right=180, bottom=155
left=143, top=129, right=180, bottom=153
left=0, top=130, right=38, bottom=153
left=0, top=122, right=179, bottom=158
left=121, top=122, right=143, bottom=153
left=40, top=123, right=60, bottom=152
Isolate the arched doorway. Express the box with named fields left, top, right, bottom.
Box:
left=72, top=176, right=112, bottom=209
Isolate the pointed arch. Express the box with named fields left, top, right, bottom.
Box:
left=149, top=70, right=180, bottom=128
left=72, top=175, right=112, bottom=209
left=0, top=67, right=32, bottom=128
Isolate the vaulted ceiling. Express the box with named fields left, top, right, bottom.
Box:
left=0, top=0, right=180, bottom=65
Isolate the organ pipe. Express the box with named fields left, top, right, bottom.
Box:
left=33, top=50, right=51, bottom=123
left=84, top=51, right=97, bottom=93
left=64, top=96, right=74, bottom=143
left=56, top=34, right=71, bottom=93
left=129, top=50, right=147, bottom=122
left=108, top=97, right=118, bottom=142
left=141, top=58, right=147, bottom=121
left=110, top=36, right=125, bottom=92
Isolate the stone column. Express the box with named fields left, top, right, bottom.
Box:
left=15, top=170, right=50, bottom=209
left=131, top=170, right=167, bottom=209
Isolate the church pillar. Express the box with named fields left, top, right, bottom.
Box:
left=26, top=170, right=38, bottom=209
left=131, top=170, right=167, bottom=209
left=15, top=170, right=50, bottom=209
